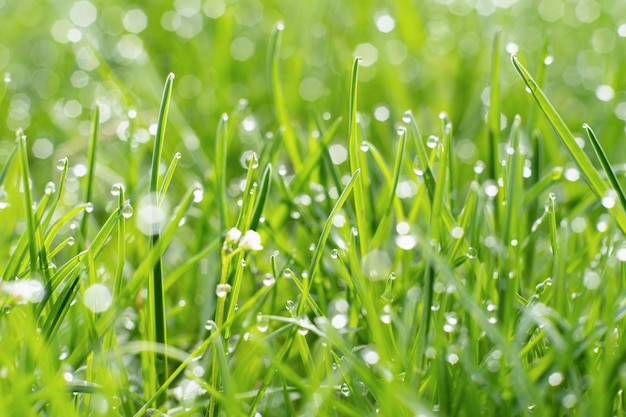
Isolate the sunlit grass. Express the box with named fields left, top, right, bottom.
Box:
left=2, top=3, right=626, bottom=416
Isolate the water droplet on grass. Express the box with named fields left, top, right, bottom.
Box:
left=256, top=313, right=269, bottom=332
left=330, top=249, right=338, bottom=259
left=360, top=142, right=369, bottom=152
left=340, top=383, right=351, bottom=397
left=426, top=135, right=438, bottom=149
left=402, top=110, right=412, bottom=123
left=412, top=156, right=424, bottom=176
left=466, top=247, right=477, bottom=259
left=45, top=182, right=56, bottom=195
left=215, top=283, right=231, bottom=298
left=110, top=183, right=124, bottom=196
left=262, top=274, right=275, bottom=286
left=85, top=202, right=93, bottom=213
left=121, top=202, right=133, bottom=218
left=57, top=158, right=68, bottom=171
left=205, top=320, right=217, bottom=331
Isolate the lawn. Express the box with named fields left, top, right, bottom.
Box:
left=2, top=0, right=626, bottom=415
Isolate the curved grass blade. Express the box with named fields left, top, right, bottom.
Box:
left=511, top=54, right=626, bottom=233
left=0, top=142, right=16, bottom=186
left=584, top=124, right=626, bottom=215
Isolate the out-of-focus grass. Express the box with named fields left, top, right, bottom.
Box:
left=3, top=0, right=626, bottom=416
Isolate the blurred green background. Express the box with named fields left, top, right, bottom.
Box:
left=1, top=0, right=626, bottom=193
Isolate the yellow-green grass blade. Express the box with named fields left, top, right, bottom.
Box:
left=488, top=28, right=502, bottom=182
left=268, top=22, right=301, bottom=170
left=17, top=132, right=38, bottom=276
left=511, top=54, right=626, bottom=233
left=215, top=113, right=229, bottom=235
left=78, top=105, right=99, bottom=250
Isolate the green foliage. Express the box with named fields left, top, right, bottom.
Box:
left=2, top=1, right=626, bottom=416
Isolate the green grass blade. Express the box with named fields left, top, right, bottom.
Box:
left=17, top=132, right=38, bottom=275
left=249, top=163, right=272, bottom=230
left=584, top=124, right=626, bottom=215
left=347, top=58, right=369, bottom=257
left=268, top=22, right=301, bottom=170
left=78, top=105, right=99, bottom=250
left=0, top=142, right=16, bottom=187
left=148, top=72, right=175, bottom=402
left=158, top=152, right=181, bottom=204
left=488, top=28, right=501, bottom=181
left=511, top=54, right=626, bottom=233
left=215, top=113, right=229, bottom=235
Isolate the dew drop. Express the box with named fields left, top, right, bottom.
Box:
left=67, top=236, right=75, bottom=246
left=466, top=247, right=477, bottom=259
left=285, top=300, right=296, bottom=315
left=360, top=142, right=369, bottom=152
left=85, top=202, right=94, bottom=213
left=56, top=158, right=68, bottom=171
left=216, top=283, right=231, bottom=298
left=426, top=135, right=438, bottom=149
left=402, top=110, right=412, bottom=123
left=121, top=201, right=133, bottom=218
left=110, top=183, right=124, bottom=196
left=193, top=186, right=204, bottom=203
left=544, top=55, right=554, bottom=66
left=256, top=313, right=269, bottom=332
left=44, top=182, right=56, bottom=195
left=262, top=274, right=275, bottom=286
left=174, top=151, right=182, bottom=159
left=340, top=383, right=351, bottom=397
left=330, top=249, right=338, bottom=259
left=412, top=156, right=424, bottom=176
left=205, top=320, right=217, bottom=331
left=240, top=259, right=247, bottom=267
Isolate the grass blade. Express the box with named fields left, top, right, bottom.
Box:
left=584, top=124, right=626, bottom=215
left=488, top=28, right=501, bottom=182
left=148, top=72, right=175, bottom=402
left=268, top=22, right=301, bottom=170
left=511, top=54, right=626, bottom=233
left=347, top=58, right=369, bottom=257
left=78, top=105, right=99, bottom=250
left=17, top=131, right=38, bottom=275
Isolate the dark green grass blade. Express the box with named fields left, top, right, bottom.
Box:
left=511, top=54, right=626, bottom=233
left=148, top=72, right=175, bottom=402
left=249, top=163, right=272, bottom=230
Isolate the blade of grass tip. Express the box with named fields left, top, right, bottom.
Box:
left=405, top=110, right=435, bottom=200
left=149, top=72, right=174, bottom=403
left=488, top=28, right=502, bottom=183
left=371, top=126, right=406, bottom=249
left=511, top=54, right=626, bottom=233
left=158, top=152, right=181, bottom=205
left=215, top=113, right=229, bottom=235
left=249, top=163, right=272, bottom=231
left=584, top=124, right=626, bottom=214
left=78, top=105, right=99, bottom=251
left=17, top=130, right=38, bottom=276
left=268, top=21, right=301, bottom=170
left=348, top=57, right=369, bottom=257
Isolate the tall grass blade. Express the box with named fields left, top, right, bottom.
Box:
left=584, top=124, right=626, bottom=215
left=17, top=131, right=38, bottom=275
left=488, top=28, right=501, bottom=182
left=78, top=105, right=99, bottom=250
left=268, top=22, right=301, bottom=170
left=347, top=58, right=369, bottom=257
left=215, top=113, right=229, bottom=235
left=511, top=54, right=626, bottom=233
left=148, top=72, right=175, bottom=402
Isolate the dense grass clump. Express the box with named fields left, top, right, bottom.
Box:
left=3, top=1, right=626, bottom=416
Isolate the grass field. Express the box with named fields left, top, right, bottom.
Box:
left=2, top=0, right=626, bottom=415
